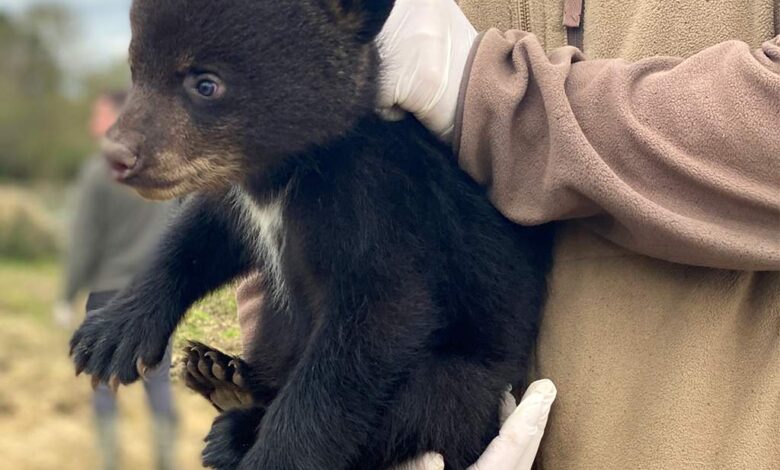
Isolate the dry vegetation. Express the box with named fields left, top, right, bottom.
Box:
left=0, top=185, right=244, bottom=469
left=0, top=186, right=60, bottom=260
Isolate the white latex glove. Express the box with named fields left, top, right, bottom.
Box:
left=53, top=300, right=75, bottom=329
left=391, top=380, right=557, bottom=470
left=376, top=0, right=478, bottom=143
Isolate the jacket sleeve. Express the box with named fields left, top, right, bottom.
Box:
left=454, top=30, right=780, bottom=270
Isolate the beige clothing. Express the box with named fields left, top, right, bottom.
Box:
left=456, top=0, right=780, bottom=468
left=460, top=0, right=776, bottom=60
left=456, top=31, right=780, bottom=269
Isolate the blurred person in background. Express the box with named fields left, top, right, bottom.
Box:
left=54, top=90, right=178, bottom=470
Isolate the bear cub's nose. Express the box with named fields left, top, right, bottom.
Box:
left=101, top=138, right=139, bottom=182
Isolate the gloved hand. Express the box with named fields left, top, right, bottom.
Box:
left=392, top=379, right=557, bottom=470
left=376, top=0, right=478, bottom=143
left=53, top=300, right=75, bottom=329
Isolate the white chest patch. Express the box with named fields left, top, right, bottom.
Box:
left=231, top=187, right=288, bottom=304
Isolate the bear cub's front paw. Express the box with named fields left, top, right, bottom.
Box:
left=70, top=307, right=169, bottom=388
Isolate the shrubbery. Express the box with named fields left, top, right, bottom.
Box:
left=0, top=186, right=60, bottom=260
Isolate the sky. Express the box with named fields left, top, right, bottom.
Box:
left=1, top=0, right=132, bottom=70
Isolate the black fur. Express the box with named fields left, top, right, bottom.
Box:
left=70, top=1, right=554, bottom=469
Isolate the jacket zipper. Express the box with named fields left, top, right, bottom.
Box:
left=517, top=0, right=530, bottom=31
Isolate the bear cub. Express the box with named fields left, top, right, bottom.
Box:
left=70, top=0, right=553, bottom=469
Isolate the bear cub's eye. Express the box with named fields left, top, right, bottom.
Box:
left=184, top=72, right=225, bottom=100
left=197, top=80, right=218, bottom=97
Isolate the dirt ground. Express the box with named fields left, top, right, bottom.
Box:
left=0, top=260, right=223, bottom=470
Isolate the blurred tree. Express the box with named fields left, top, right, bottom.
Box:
left=81, top=61, right=132, bottom=98
left=0, top=5, right=130, bottom=183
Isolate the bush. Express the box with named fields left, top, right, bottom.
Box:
left=0, top=186, right=60, bottom=260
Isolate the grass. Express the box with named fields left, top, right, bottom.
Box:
left=0, top=258, right=60, bottom=321
left=0, top=258, right=244, bottom=470
left=0, top=182, right=243, bottom=357
left=0, top=255, right=243, bottom=359
left=0, top=182, right=246, bottom=468
left=174, top=284, right=242, bottom=358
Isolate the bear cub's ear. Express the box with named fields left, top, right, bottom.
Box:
left=321, top=0, right=396, bottom=42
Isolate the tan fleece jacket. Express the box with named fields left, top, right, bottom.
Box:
left=455, top=0, right=780, bottom=469
left=460, top=0, right=776, bottom=59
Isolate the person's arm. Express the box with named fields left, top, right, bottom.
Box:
left=378, top=0, right=779, bottom=270
left=62, top=161, right=106, bottom=303
left=455, top=31, right=780, bottom=270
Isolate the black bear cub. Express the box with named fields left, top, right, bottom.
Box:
left=70, top=0, right=553, bottom=468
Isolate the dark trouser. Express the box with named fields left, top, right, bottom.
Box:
left=86, top=291, right=177, bottom=470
